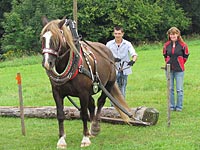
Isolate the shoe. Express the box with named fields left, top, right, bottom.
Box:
left=170, top=107, right=175, bottom=111
left=176, top=108, right=182, bottom=112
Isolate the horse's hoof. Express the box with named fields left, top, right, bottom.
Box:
left=80, top=136, right=91, bottom=147
left=57, top=144, right=67, bottom=149
left=91, top=121, right=100, bottom=136
left=57, top=136, right=67, bottom=149
left=80, top=142, right=91, bottom=147
left=91, top=129, right=100, bottom=136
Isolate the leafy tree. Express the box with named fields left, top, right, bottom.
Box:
left=0, top=0, right=192, bottom=56
left=78, top=0, right=162, bottom=44
left=0, top=0, right=12, bottom=53
left=78, top=0, right=190, bottom=43
left=176, top=0, right=200, bottom=33
left=156, top=0, right=191, bottom=40
left=1, top=0, right=73, bottom=54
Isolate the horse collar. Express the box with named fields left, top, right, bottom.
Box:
left=49, top=46, right=82, bottom=83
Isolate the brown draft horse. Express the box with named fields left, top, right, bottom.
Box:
left=41, top=17, right=132, bottom=148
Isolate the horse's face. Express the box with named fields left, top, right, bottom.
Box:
left=41, top=17, right=67, bottom=71
left=41, top=30, right=58, bottom=70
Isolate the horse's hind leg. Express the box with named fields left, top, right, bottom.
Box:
left=87, top=96, right=97, bottom=137
left=90, top=83, right=110, bottom=136
left=88, top=96, right=95, bottom=122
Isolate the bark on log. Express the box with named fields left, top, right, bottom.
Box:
left=0, top=106, right=159, bottom=126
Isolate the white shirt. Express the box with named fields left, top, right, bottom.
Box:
left=106, top=39, right=138, bottom=75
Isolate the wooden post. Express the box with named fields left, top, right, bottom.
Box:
left=16, top=73, right=26, bottom=136
left=73, top=0, right=78, bottom=29
left=166, top=64, right=171, bottom=127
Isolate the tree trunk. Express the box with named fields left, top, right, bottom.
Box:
left=0, top=106, right=159, bottom=126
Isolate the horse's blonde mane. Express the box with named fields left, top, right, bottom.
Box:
left=40, top=19, right=78, bottom=54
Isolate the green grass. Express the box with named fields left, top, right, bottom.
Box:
left=0, top=38, right=200, bottom=150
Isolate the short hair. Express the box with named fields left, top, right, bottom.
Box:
left=114, top=26, right=124, bottom=32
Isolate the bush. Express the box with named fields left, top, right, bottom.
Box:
left=0, top=0, right=191, bottom=56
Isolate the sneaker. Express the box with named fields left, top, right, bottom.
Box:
left=176, top=108, right=182, bottom=112
left=170, top=107, right=176, bottom=111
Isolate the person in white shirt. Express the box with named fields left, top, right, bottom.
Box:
left=106, top=26, right=138, bottom=99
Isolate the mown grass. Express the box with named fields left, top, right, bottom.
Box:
left=0, top=38, right=200, bottom=150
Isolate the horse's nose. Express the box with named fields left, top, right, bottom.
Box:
left=43, top=60, right=50, bottom=70
left=43, top=53, right=51, bottom=70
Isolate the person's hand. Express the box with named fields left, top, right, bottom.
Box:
left=114, top=58, right=121, bottom=62
left=127, top=60, right=135, bottom=66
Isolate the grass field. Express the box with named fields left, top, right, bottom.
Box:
left=0, top=38, right=200, bottom=150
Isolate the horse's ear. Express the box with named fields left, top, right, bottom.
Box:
left=62, top=16, right=66, bottom=20
left=42, top=16, right=49, bottom=26
left=58, top=19, right=66, bottom=29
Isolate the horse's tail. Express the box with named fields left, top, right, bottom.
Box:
left=110, top=82, right=131, bottom=123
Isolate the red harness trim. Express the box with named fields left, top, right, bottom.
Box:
left=56, top=47, right=82, bottom=80
left=42, top=37, right=82, bottom=80
left=61, top=53, right=74, bottom=77
left=70, top=49, right=83, bottom=80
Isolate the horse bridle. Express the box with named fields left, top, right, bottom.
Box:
left=42, top=48, right=59, bottom=57
left=42, top=30, right=70, bottom=59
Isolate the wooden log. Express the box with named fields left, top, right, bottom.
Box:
left=0, top=106, right=159, bottom=126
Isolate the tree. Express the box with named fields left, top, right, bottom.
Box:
left=77, top=0, right=163, bottom=43
left=0, top=0, right=12, bottom=53
left=156, top=0, right=191, bottom=40
left=0, top=0, right=192, bottom=56
left=176, top=0, right=200, bottom=33
left=1, top=0, right=73, bottom=54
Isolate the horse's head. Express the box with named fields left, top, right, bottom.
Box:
left=41, top=16, right=76, bottom=71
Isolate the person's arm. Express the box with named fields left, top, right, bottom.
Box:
left=183, top=44, right=189, bottom=63
left=127, top=55, right=137, bottom=66
left=129, top=44, right=137, bottom=65
left=163, top=47, right=167, bottom=60
left=132, top=55, right=137, bottom=62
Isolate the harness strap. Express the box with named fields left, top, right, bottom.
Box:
left=98, top=81, right=132, bottom=118
left=80, top=44, right=100, bottom=83
left=83, top=50, right=95, bottom=81
left=79, top=65, right=92, bottom=79
left=42, top=48, right=58, bottom=56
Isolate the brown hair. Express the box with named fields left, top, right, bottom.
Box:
left=167, top=27, right=184, bottom=42
left=114, top=25, right=124, bottom=32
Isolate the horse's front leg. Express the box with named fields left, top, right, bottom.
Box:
left=53, top=92, right=67, bottom=149
left=56, top=107, right=67, bottom=149
left=79, top=94, right=91, bottom=147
